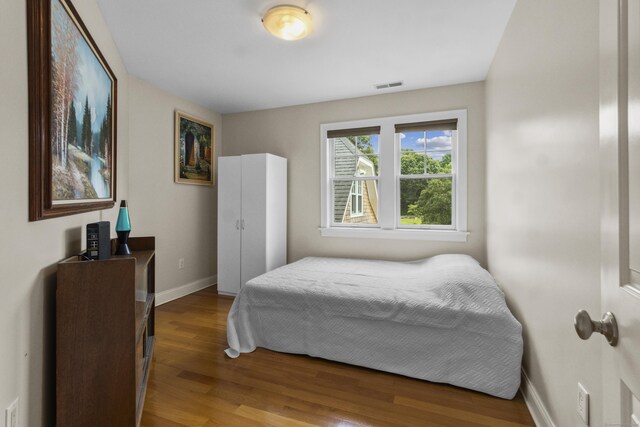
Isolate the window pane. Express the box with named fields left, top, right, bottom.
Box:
left=356, top=134, right=379, bottom=155
left=400, top=130, right=455, bottom=176
left=333, top=136, right=379, bottom=177
left=333, top=137, right=356, bottom=157
left=399, top=131, right=424, bottom=154
left=399, top=130, right=453, bottom=151
left=334, top=156, right=356, bottom=178
left=426, top=150, right=452, bottom=174
left=333, top=180, right=379, bottom=224
left=399, top=178, right=452, bottom=226
left=400, top=151, right=425, bottom=175
left=426, top=130, right=453, bottom=174
left=425, top=130, right=454, bottom=151
left=357, top=155, right=378, bottom=176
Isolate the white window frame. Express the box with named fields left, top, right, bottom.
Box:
left=396, top=130, right=457, bottom=231
left=320, top=110, right=469, bottom=242
left=329, top=134, right=379, bottom=228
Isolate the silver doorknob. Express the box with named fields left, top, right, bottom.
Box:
left=574, top=310, right=618, bottom=346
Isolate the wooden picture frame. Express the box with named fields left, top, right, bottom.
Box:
left=174, top=111, right=215, bottom=186
left=28, top=0, right=117, bottom=221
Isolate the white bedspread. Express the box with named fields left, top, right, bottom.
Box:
left=225, top=254, right=523, bottom=399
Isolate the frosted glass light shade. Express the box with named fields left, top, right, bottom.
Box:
left=262, top=5, right=312, bottom=41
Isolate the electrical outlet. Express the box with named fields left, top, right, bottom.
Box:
left=5, top=397, right=18, bottom=427
left=178, top=258, right=185, bottom=270
left=577, top=382, right=589, bottom=425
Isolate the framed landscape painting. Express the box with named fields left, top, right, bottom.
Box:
left=28, top=0, right=117, bottom=221
left=175, top=111, right=215, bottom=186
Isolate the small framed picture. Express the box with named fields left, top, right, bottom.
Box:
left=174, top=111, right=215, bottom=186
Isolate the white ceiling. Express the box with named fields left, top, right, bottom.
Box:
left=96, top=0, right=516, bottom=114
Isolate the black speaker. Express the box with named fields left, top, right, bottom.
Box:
left=86, top=221, right=111, bottom=260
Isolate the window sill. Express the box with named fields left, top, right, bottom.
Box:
left=319, top=227, right=469, bottom=242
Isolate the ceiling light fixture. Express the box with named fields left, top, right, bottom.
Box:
left=262, top=5, right=312, bottom=41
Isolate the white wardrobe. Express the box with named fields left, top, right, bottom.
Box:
left=217, top=153, right=287, bottom=295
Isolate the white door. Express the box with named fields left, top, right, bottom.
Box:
left=599, top=1, right=640, bottom=425
left=240, top=154, right=267, bottom=287
left=217, top=156, right=242, bottom=295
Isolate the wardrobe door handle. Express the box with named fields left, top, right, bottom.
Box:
left=235, top=220, right=240, bottom=230
left=241, top=219, right=245, bottom=230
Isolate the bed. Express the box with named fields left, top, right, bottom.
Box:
left=225, top=254, right=523, bottom=399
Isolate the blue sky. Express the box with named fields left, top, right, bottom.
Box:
left=365, top=135, right=379, bottom=153
left=340, top=131, right=453, bottom=160
left=73, top=41, right=111, bottom=134
left=400, top=130, right=452, bottom=160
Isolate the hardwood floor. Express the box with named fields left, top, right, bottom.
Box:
left=141, top=287, right=535, bottom=427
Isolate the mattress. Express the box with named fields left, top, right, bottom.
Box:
left=225, top=254, right=523, bottom=399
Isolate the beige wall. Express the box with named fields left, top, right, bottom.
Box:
left=485, top=0, right=601, bottom=426
left=128, top=77, right=221, bottom=294
left=0, top=0, right=129, bottom=424
left=0, top=1, right=220, bottom=424
left=222, top=82, right=486, bottom=265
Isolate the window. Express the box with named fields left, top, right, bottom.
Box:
left=320, top=110, right=468, bottom=241
left=329, top=127, right=379, bottom=225
left=397, top=119, right=457, bottom=229
left=350, top=180, right=364, bottom=217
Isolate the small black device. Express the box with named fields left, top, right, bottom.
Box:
left=86, top=221, right=111, bottom=260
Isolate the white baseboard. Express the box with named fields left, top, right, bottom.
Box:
left=155, top=275, right=216, bottom=306
left=520, top=368, right=556, bottom=427
left=217, top=290, right=237, bottom=297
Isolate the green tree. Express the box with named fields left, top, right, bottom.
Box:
left=400, top=149, right=423, bottom=174
left=400, top=151, right=453, bottom=221
left=400, top=151, right=425, bottom=214
left=440, top=153, right=452, bottom=172
left=410, top=178, right=452, bottom=225
left=99, top=93, right=111, bottom=158
left=81, top=96, right=92, bottom=154
left=67, top=102, right=77, bottom=147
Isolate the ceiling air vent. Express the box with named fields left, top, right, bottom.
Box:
left=375, top=81, right=403, bottom=90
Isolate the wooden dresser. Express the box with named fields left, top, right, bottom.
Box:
left=56, top=236, right=155, bottom=427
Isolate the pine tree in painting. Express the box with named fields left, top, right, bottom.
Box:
left=82, top=96, right=92, bottom=155
left=67, top=101, right=77, bottom=147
